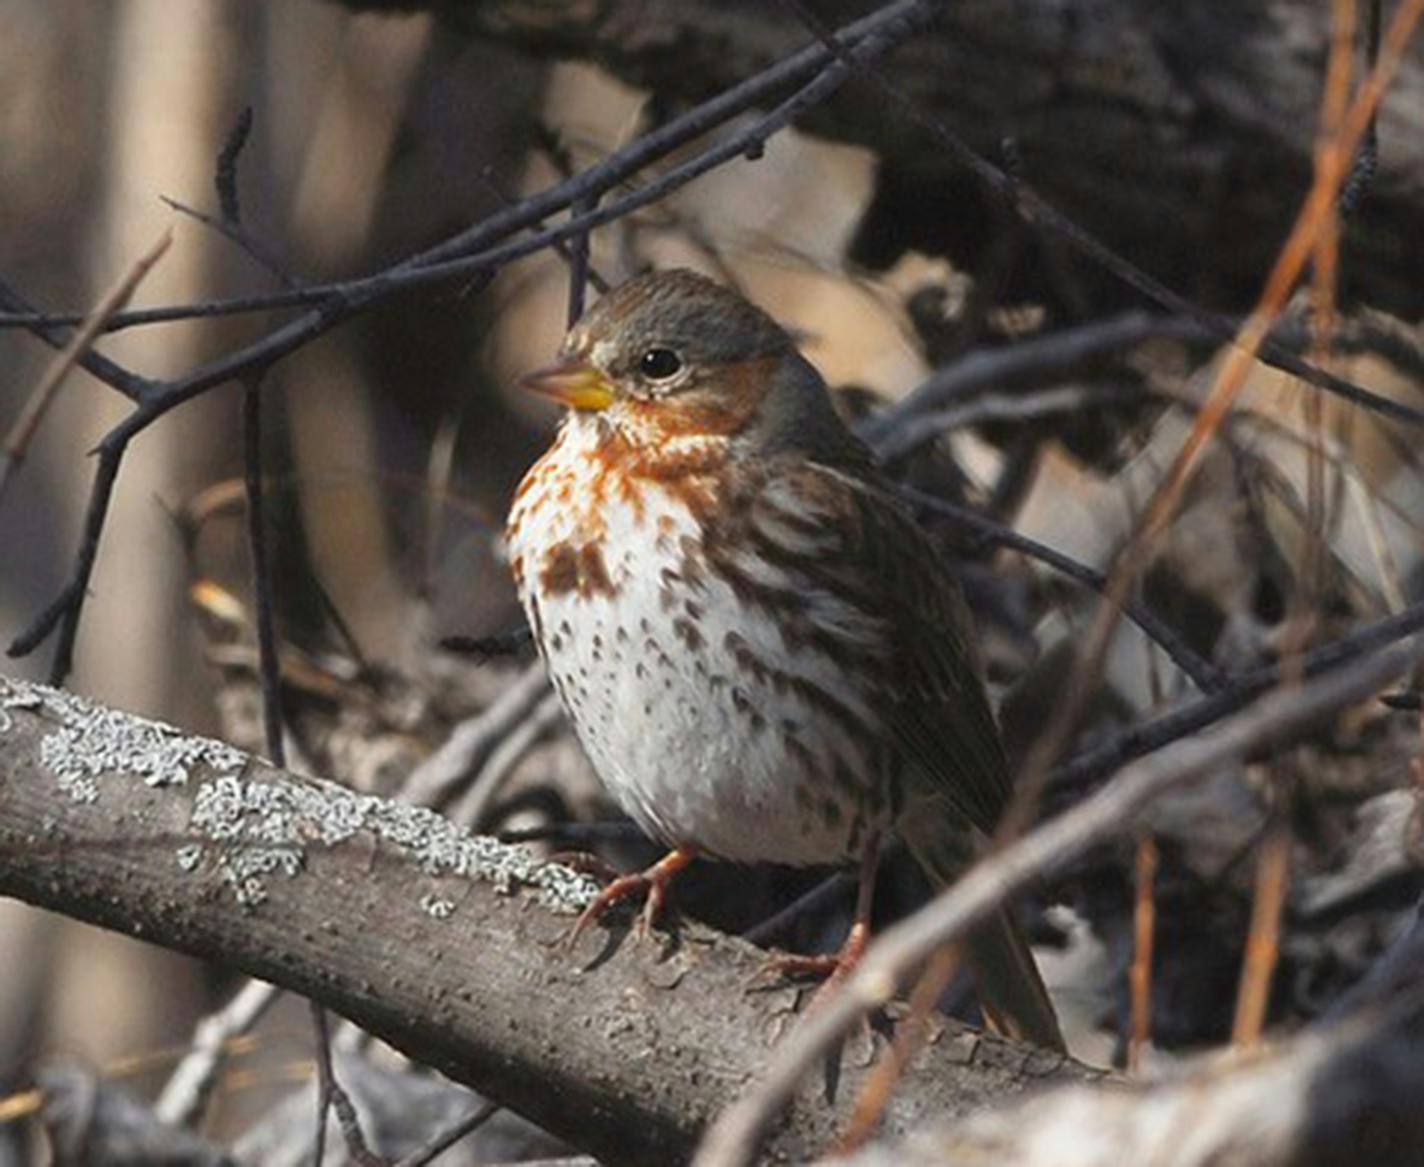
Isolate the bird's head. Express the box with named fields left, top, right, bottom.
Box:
left=521, top=269, right=860, bottom=464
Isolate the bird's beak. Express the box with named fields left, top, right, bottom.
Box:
left=519, top=359, right=615, bottom=412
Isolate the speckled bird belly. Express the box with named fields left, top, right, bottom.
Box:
left=506, top=425, right=894, bottom=866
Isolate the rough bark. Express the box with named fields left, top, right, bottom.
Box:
left=838, top=1003, right=1424, bottom=1167
left=373, top=0, right=1424, bottom=318
left=0, top=676, right=1094, bottom=1165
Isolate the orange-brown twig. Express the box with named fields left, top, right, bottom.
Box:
left=1129, top=832, right=1159, bottom=1072
left=0, top=229, right=171, bottom=502
left=837, top=944, right=963, bottom=1155
left=1232, top=822, right=1293, bottom=1047
left=1230, top=0, right=1355, bottom=1055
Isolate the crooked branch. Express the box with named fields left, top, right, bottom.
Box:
left=0, top=675, right=1095, bottom=1167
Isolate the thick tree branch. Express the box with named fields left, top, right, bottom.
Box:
left=840, top=993, right=1424, bottom=1167
left=0, top=676, right=1094, bottom=1166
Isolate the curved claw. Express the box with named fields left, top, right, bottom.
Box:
left=753, top=920, right=872, bottom=1009
left=566, top=847, right=694, bottom=949
left=750, top=836, right=880, bottom=1008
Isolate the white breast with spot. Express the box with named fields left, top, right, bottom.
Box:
left=506, top=420, right=889, bottom=866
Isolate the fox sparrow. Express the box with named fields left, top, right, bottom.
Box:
left=505, top=269, right=1062, bottom=1049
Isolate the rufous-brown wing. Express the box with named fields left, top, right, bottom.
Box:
left=746, top=458, right=1014, bottom=836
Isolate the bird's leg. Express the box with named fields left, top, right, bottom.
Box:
left=568, top=846, right=695, bottom=947
left=760, top=835, right=880, bottom=992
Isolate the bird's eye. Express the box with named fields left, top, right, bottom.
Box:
left=638, top=348, right=683, bottom=380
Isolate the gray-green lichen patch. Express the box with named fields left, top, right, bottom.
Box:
left=1, top=676, right=599, bottom=915
left=0, top=678, right=246, bottom=803
left=420, top=894, right=457, bottom=919
left=189, top=773, right=601, bottom=912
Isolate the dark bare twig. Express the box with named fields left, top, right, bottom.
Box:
left=7, top=436, right=126, bottom=683
left=164, top=107, right=296, bottom=287
left=310, top=1004, right=332, bottom=1167
left=902, top=487, right=1226, bottom=694
left=162, top=195, right=297, bottom=289
left=243, top=254, right=325, bottom=1167
left=215, top=105, right=252, bottom=224
left=0, top=230, right=172, bottom=503
left=243, top=376, right=285, bottom=769
left=0, top=275, right=154, bottom=402
left=567, top=195, right=596, bottom=327
left=862, top=311, right=1213, bottom=457
left=497, top=821, right=646, bottom=847
left=1341, top=314, right=1424, bottom=387
left=310, top=1000, right=382, bottom=1167
left=476, top=169, right=610, bottom=298
left=157, top=123, right=301, bottom=1149
left=879, top=381, right=1148, bottom=459
left=742, top=870, right=856, bottom=947
left=1050, top=595, right=1424, bottom=796
left=244, top=317, right=370, bottom=1167
left=440, top=627, right=534, bottom=659
left=311, top=570, right=372, bottom=674
left=390, top=1100, right=500, bottom=1167
left=1340, top=0, right=1382, bottom=218
left=528, top=122, right=617, bottom=302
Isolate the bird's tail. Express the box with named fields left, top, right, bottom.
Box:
left=902, top=823, right=1065, bottom=1052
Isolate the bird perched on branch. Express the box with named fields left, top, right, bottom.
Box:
left=505, top=268, right=1062, bottom=1050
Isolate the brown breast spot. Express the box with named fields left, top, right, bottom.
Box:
left=539, top=541, right=579, bottom=595
left=539, top=539, right=618, bottom=599
left=578, top=542, right=615, bottom=597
